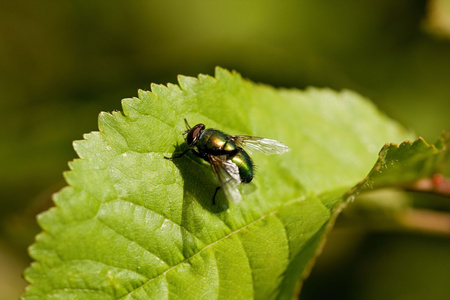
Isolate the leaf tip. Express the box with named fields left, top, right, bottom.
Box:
left=177, top=74, right=198, bottom=90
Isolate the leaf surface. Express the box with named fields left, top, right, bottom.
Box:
left=23, top=68, right=449, bottom=299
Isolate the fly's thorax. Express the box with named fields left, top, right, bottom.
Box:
left=197, top=128, right=237, bottom=155
left=231, top=149, right=254, bottom=183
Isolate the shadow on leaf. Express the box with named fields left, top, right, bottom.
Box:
left=167, top=143, right=229, bottom=213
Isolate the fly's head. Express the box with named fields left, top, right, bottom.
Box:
left=183, top=123, right=205, bottom=147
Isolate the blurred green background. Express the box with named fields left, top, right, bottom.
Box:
left=1, top=1, right=449, bottom=299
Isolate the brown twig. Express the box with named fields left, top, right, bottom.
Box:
left=397, top=208, right=450, bottom=235
left=407, top=174, right=450, bottom=197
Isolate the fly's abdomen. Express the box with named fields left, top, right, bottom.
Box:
left=231, top=149, right=253, bottom=183
left=198, top=128, right=237, bottom=154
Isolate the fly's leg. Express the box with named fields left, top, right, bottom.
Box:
left=212, top=186, right=221, bottom=205
left=184, top=118, right=191, bottom=129
left=164, top=147, right=205, bottom=160
left=164, top=148, right=190, bottom=160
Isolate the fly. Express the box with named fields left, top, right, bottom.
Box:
left=164, top=119, right=290, bottom=204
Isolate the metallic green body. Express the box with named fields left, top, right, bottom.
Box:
left=197, top=128, right=237, bottom=155
left=231, top=149, right=254, bottom=183
left=196, top=128, right=253, bottom=183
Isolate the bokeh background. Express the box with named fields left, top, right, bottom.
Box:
left=1, top=1, right=449, bottom=299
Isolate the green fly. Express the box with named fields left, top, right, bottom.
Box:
left=164, top=119, right=290, bottom=204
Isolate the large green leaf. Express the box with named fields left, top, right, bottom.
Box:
left=23, top=68, right=449, bottom=299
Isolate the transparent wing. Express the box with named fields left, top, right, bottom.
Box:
left=231, top=135, right=290, bottom=155
left=209, top=155, right=242, bottom=203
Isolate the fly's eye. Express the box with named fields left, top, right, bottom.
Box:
left=186, top=124, right=205, bottom=145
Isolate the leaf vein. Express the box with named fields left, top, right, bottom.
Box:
left=97, top=217, right=172, bottom=267
left=113, top=197, right=207, bottom=244
left=60, top=258, right=150, bottom=279
left=122, top=209, right=279, bottom=299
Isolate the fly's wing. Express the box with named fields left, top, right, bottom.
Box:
left=208, top=155, right=242, bottom=203
left=231, top=135, right=290, bottom=155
